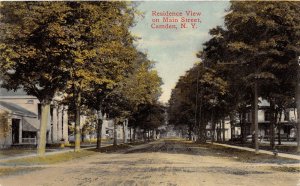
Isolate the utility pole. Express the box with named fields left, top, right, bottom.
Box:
left=96, top=108, right=103, bottom=150
left=194, top=63, right=200, bottom=142
left=254, top=79, right=259, bottom=154
left=297, top=56, right=300, bottom=152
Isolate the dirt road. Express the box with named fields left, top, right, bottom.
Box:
left=0, top=139, right=299, bottom=186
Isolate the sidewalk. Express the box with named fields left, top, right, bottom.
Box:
left=213, top=142, right=300, bottom=161
left=0, top=144, right=109, bottom=162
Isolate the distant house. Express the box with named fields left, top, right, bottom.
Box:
left=206, top=119, right=232, bottom=141
left=69, top=113, right=133, bottom=143
left=0, top=88, right=68, bottom=148
left=205, top=98, right=297, bottom=142
left=241, top=99, right=297, bottom=141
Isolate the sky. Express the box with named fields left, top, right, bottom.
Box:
left=131, top=1, right=230, bottom=103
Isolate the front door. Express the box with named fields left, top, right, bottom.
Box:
left=12, top=119, right=20, bottom=144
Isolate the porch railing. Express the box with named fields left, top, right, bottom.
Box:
left=22, top=138, right=36, bottom=144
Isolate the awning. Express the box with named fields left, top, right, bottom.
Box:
left=23, top=118, right=39, bottom=132
left=0, top=101, right=37, bottom=117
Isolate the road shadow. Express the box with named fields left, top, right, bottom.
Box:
left=123, top=139, right=299, bottom=165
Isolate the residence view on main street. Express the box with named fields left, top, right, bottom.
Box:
left=0, top=1, right=299, bottom=186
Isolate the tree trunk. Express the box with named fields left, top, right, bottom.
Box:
left=211, top=119, right=216, bottom=144
left=122, top=121, right=126, bottom=144
left=217, top=127, right=221, bottom=142
left=270, top=99, right=276, bottom=150
left=211, top=111, right=215, bottom=144
left=74, top=91, right=81, bottom=152
left=251, top=102, right=255, bottom=146
left=196, top=91, right=206, bottom=144
left=239, top=113, right=243, bottom=143
left=277, top=110, right=282, bottom=145
left=240, top=111, right=246, bottom=144
left=277, top=125, right=281, bottom=145
left=81, top=129, right=84, bottom=142
left=143, top=131, right=147, bottom=142
left=37, top=100, right=51, bottom=156
left=96, top=110, right=103, bottom=150
left=129, top=127, right=132, bottom=142
left=296, top=64, right=300, bottom=152
left=222, top=118, right=225, bottom=142
left=188, top=123, right=192, bottom=140
left=113, top=118, right=118, bottom=146
left=254, top=81, right=259, bottom=153
left=229, top=114, right=234, bottom=140
left=133, top=127, right=136, bottom=142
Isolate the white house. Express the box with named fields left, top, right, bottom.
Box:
left=244, top=99, right=297, bottom=140
left=0, top=88, right=68, bottom=148
left=71, top=113, right=133, bottom=143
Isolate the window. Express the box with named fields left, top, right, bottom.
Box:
left=26, top=100, right=34, bottom=104
left=264, top=110, right=271, bottom=121
left=284, top=110, right=290, bottom=121
left=50, top=105, right=54, bottom=121
left=38, top=104, right=41, bottom=120
left=246, top=113, right=251, bottom=122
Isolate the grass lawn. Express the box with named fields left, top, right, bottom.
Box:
left=0, top=149, right=36, bottom=159
left=90, top=144, right=132, bottom=153
left=0, top=167, right=42, bottom=177
left=269, top=166, right=300, bottom=173
left=0, top=147, right=71, bottom=159
left=1, top=150, right=97, bottom=166
left=0, top=141, right=145, bottom=166
left=226, top=141, right=300, bottom=155
left=211, top=145, right=296, bottom=164
left=0, top=142, right=146, bottom=176
left=184, top=140, right=299, bottom=164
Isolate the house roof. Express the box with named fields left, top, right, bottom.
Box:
left=23, top=117, right=39, bottom=131
left=0, top=87, right=29, bottom=97
left=0, top=101, right=37, bottom=117
left=259, top=99, right=270, bottom=107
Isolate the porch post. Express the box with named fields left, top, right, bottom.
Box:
left=19, top=118, right=23, bottom=144
left=63, top=106, right=69, bottom=143
left=52, top=106, right=58, bottom=142
left=57, top=105, right=62, bottom=141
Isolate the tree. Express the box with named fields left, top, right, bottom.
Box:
left=168, top=63, right=228, bottom=143
left=133, top=103, right=165, bottom=141
left=168, top=75, right=196, bottom=140
left=103, top=52, right=163, bottom=145
left=0, top=111, right=10, bottom=148
left=0, top=1, right=140, bottom=154
left=200, top=26, right=253, bottom=144
left=61, top=1, right=138, bottom=151
left=0, top=2, right=71, bottom=156
left=223, top=1, right=300, bottom=150
left=200, top=1, right=300, bottom=150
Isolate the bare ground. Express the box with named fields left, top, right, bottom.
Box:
left=0, top=139, right=299, bottom=186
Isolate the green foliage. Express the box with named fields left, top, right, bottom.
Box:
left=0, top=111, right=10, bottom=138
left=0, top=2, right=71, bottom=102
left=169, top=2, right=299, bottom=144
left=0, top=1, right=141, bottom=152
left=103, top=51, right=163, bottom=130
left=4, top=150, right=96, bottom=166
left=81, top=111, right=97, bottom=136
left=131, top=103, right=165, bottom=131
left=168, top=63, right=228, bottom=141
